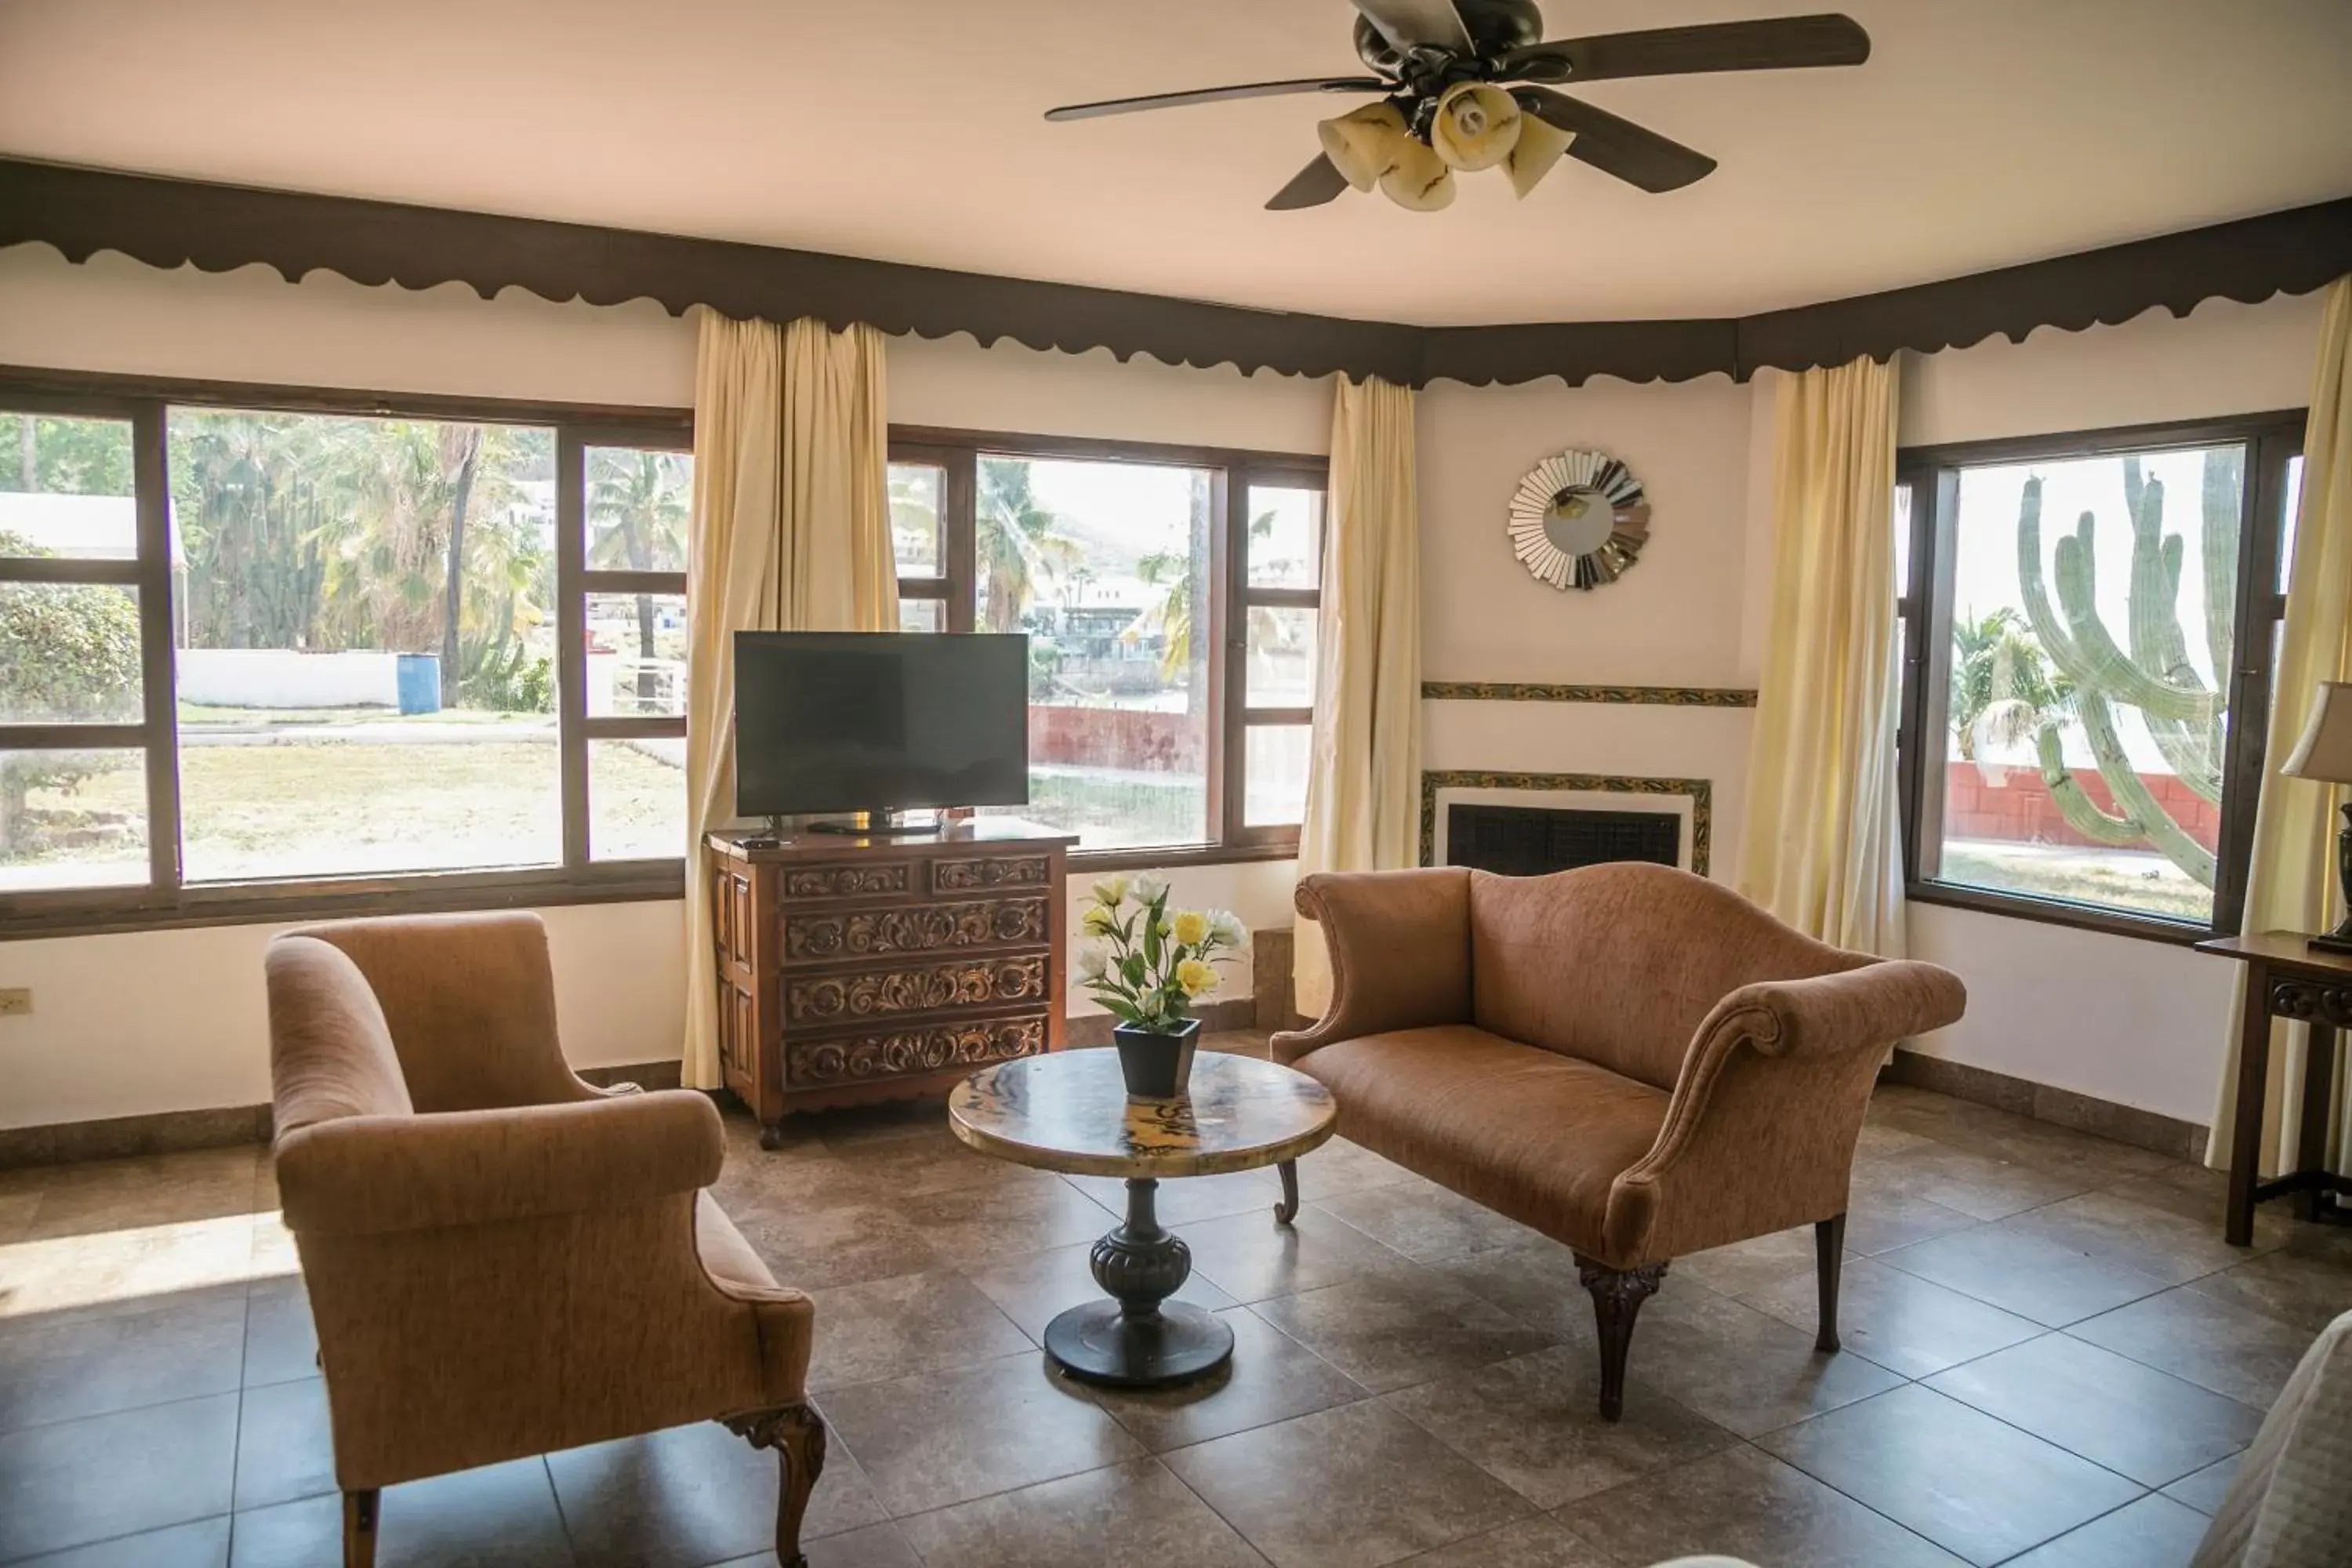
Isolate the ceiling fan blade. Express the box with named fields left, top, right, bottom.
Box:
left=1352, top=0, right=1472, bottom=53
left=1501, top=13, right=1870, bottom=85
left=1265, top=153, right=1351, bottom=211
left=1519, top=89, right=1717, bottom=193
left=1045, top=76, right=1387, bottom=122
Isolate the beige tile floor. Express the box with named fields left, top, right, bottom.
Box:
left=2, top=1033, right=2348, bottom=1567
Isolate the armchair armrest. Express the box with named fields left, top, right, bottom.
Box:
left=1602, top=959, right=1965, bottom=1263
left=1273, top=868, right=1472, bottom=1064
left=277, top=1087, right=724, bottom=1238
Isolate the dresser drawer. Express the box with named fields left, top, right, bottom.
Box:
left=782, top=894, right=1051, bottom=964
left=785, top=1013, right=1047, bottom=1088
left=777, top=862, right=913, bottom=902
left=784, top=952, right=1049, bottom=1025
left=930, top=855, right=1052, bottom=895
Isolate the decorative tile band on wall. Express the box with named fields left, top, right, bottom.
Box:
left=1421, top=681, right=1758, bottom=707
left=1419, top=770, right=1713, bottom=877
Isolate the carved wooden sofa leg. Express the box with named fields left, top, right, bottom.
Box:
left=1815, top=1212, right=1846, bottom=1353
left=343, top=1488, right=379, bottom=1568
left=727, top=1403, right=828, bottom=1567
left=1274, top=1159, right=1300, bottom=1225
left=1577, top=1257, right=1668, bottom=1422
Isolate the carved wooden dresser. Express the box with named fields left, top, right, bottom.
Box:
left=705, top=820, right=1076, bottom=1147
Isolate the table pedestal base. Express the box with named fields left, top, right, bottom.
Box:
left=1045, top=1175, right=1234, bottom=1388
left=1044, top=1299, right=1233, bottom=1388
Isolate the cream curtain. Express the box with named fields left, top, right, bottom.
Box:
left=1737, top=355, right=1907, bottom=956
left=2209, top=274, right=2352, bottom=1178
left=1294, top=374, right=1422, bottom=1018
left=681, top=313, right=897, bottom=1090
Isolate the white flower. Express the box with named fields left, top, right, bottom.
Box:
left=1091, top=874, right=1131, bottom=908
left=1208, top=909, right=1246, bottom=948
left=1130, top=872, right=1169, bottom=906
left=1075, top=942, right=1110, bottom=983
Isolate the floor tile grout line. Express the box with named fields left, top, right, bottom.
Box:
left=1744, top=1381, right=2171, bottom=1563
left=0, top=1511, right=235, bottom=1567
left=1715, top=1431, right=2027, bottom=1568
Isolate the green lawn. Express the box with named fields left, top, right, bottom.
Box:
left=2, top=738, right=683, bottom=884
left=1939, top=840, right=2211, bottom=923
left=4, top=742, right=1200, bottom=884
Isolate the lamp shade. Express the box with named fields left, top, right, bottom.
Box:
left=1378, top=137, right=1455, bottom=210
left=1503, top=114, right=1575, bottom=198
left=1317, top=102, right=1409, bottom=193
left=2281, top=681, right=2352, bottom=784
left=1428, top=83, right=1523, bottom=171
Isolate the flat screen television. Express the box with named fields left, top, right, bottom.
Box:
left=732, top=631, right=1029, bottom=821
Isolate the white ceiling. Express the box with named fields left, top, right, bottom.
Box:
left=2, top=0, right=2348, bottom=327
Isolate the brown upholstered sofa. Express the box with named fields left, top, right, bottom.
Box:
left=1273, top=863, right=1965, bottom=1420
left=264, top=912, right=821, bottom=1568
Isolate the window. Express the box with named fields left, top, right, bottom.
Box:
left=1897, top=413, right=2304, bottom=937
left=169, top=408, right=561, bottom=881
left=0, top=405, right=157, bottom=892
left=0, top=372, right=690, bottom=932
left=888, top=430, right=1326, bottom=858
left=576, top=436, right=693, bottom=863
left=1, top=374, right=1314, bottom=933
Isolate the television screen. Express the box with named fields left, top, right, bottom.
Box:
left=732, top=632, right=1029, bottom=818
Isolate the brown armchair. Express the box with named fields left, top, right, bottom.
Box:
left=1274, top=864, right=1965, bottom=1420
left=264, top=912, right=821, bottom=1568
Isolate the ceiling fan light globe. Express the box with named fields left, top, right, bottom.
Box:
left=1429, top=82, right=1522, bottom=171
left=1502, top=112, right=1574, bottom=197
left=1316, top=101, right=1410, bottom=192
left=1378, top=137, right=1456, bottom=209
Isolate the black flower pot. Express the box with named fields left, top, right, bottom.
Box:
left=1112, top=1018, right=1201, bottom=1101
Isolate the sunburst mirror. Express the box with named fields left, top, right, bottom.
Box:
left=1508, top=448, right=1651, bottom=591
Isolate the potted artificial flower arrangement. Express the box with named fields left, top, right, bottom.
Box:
left=1074, top=873, right=1247, bottom=1101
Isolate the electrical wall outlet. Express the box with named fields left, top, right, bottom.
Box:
left=0, top=989, right=31, bottom=1017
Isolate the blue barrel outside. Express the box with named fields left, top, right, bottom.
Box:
left=396, top=653, right=442, bottom=714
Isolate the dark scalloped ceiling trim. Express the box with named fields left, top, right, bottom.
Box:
left=2, top=158, right=2346, bottom=390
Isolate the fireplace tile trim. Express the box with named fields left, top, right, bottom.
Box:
left=1419, top=771, right=1712, bottom=877
left=1421, top=681, right=1757, bottom=708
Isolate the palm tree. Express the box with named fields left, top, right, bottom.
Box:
left=589, top=449, right=691, bottom=695
left=1127, top=506, right=1294, bottom=684
left=976, top=458, right=1076, bottom=633
left=1949, top=606, right=2071, bottom=760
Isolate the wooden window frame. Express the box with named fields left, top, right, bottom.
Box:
left=0, top=365, right=690, bottom=939
left=887, top=425, right=1327, bottom=870
left=1896, top=410, right=2306, bottom=946
left=568, top=425, right=693, bottom=868
left=0, top=368, right=1321, bottom=937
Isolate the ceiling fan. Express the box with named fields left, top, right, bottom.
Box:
left=1043, top=0, right=1870, bottom=212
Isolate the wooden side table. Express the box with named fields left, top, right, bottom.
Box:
left=2196, top=931, right=2352, bottom=1245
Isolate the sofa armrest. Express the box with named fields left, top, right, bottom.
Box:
left=1272, top=868, right=1473, bottom=1064
left=277, top=1087, right=724, bottom=1238
left=1602, top=960, right=1965, bottom=1263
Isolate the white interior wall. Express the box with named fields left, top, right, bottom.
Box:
left=0, top=245, right=2325, bottom=1134
left=1417, top=370, right=1762, bottom=881
left=1895, top=292, right=2325, bottom=1126
left=0, top=245, right=1323, bottom=1127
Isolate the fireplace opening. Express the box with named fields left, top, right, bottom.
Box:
left=1444, top=802, right=1681, bottom=877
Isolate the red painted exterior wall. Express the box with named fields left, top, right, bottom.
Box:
left=1029, top=706, right=1201, bottom=772
left=1942, top=761, right=2220, bottom=853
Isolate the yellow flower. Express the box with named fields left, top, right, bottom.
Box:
left=1091, top=874, right=1130, bottom=908
left=1174, top=958, right=1220, bottom=998
left=1081, top=904, right=1117, bottom=936
left=1171, top=909, right=1210, bottom=947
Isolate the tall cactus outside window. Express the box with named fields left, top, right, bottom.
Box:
left=2012, top=448, right=2241, bottom=891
